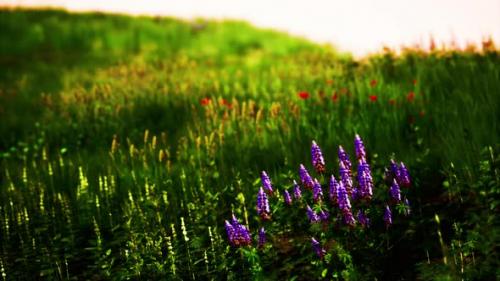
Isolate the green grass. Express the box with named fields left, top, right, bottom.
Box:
left=0, top=8, right=499, bottom=280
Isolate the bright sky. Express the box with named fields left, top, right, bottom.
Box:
left=2, top=0, right=500, bottom=56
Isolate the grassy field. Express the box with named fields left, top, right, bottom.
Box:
left=0, top=8, right=499, bottom=280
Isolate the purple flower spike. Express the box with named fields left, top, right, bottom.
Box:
left=343, top=210, right=356, bottom=226
left=319, top=209, right=330, bottom=222
left=312, top=178, right=323, bottom=203
left=311, top=140, right=326, bottom=174
left=311, top=237, right=326, bottom=259
left=299, top=164, right=314, bottom=190
left=384, top=205, right=393, bottom=227
left=225, top=220, right=235, bottom=245
left=293, top=180, right=302, bottom=200
left=260, top=171, right=274, bottom=195
left=338, top=145, right=352, bottom=171
left=357, top=160, right=373, bottom=200
left=329, top=175, right=339, bottom=205
left=398, top=162, right=411, bottom=188
left=339, top=161, right=353, bottom=196
left=283, top=189, right=292, bottom=206
left=390, top=179, right=402, bottom=203
left=257, top=187, right=271, bottom=220
left=337, top=180, right=352, bottom=212
left=354, top=134, right=367, bottom=161
left=306, top=205, right=320, bottom=223
left=357, top=210, right=370, bottom=228
left=258, top=227, right=266, bottom=248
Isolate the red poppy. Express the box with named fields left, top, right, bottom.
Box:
left=331, top=92, right=339, bottom=102
left=412, top=79, right=417, bottom=86
left=298, top=91, right=310, bottom=100
left=389, top=99, right=396, bottom=105
left=407, top=91, right=415, bottom=102
left=369, top=95, right=378, bottom=102
left=221, top=98, right=232, bottom=109
left=326, top=79, right=334, bottom=85
left=200, top=97, right=211, bottom=106
left=370, top=79, right=378, bottom=87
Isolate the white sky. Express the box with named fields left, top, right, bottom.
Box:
left=2, top=0, right=500, bottom=56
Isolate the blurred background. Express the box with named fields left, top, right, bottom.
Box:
left=2, top=0, right=500, bottom=56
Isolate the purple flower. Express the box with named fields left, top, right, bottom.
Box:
left=311, top=140, right=326, bottom=174
left=398, top=162, right=411, bottom=188
left=293, top=180, right=302, bottom=200
left=343, top=210, right=356, bottom=226
left=357, top=160, right=373, bottom=200
left=306, top=205, right=320, bottom=223
left=357, top=210, right=370, bottom=228
left=257, top=187, right=271, bottom=220
left=283, top=189, right=292, bottom=205
left=383, top=205, right=392, bottom=227
left=390, top=179, right=401, bottom=203
left=312, top=178, right=323, bottom=203
left=329, top=175, right=339, bottom=205
left=319, top=209, right=330, bottom=222
left=226, top=215, right=252, bottom=247
left=299, top=164, right=314, bottom=190
left=354, top=134, right=367, bottom=161
left=261, top=171, right=274, bottom=195
left=337, top=180, right=351, bottom=211
left=339, top=161, right=353, bottom=196
left=338, top=145, right=352, bottom=171
left=311, top=237, right=326, bottom=259
left=258, top=227, right=266, bottom=248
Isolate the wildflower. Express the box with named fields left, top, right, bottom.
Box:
left=419, top=110, right=425, bottom=117
left=331, top=93, right=339, bottom=102
left=200, top=97, right=211, bottom=106
left=257, top=188, right=271, bottom=220
left=339, top=161, right=353, bottom=196
left=326, top=79, right=334, bottom=85
left=398, top=162, right=411, bottom=187
left=370, top=79, right=378, bottom=87
left=293, top=180, right=302, bottom=200
left=258, top=227, right=266, bottom=248
left=283, top=189, right=292, bottom=206
left=329, top=175, right=339, bottom=205
left=389, top=99, right=396, bottom=105
left=383, top=205, right=392, bottom=227
left=412, top=79, right=417, bottom=86
left=260, top=171, right=273, bottom=195
left=319, top=209, right=330, bottom=222
left=311, top=141, right=326, bottom=173
left=306, top=205, right=320, bottom=223
left=338, top=145, right=352, bottom=171
left=369, top=95, right=378, bottom=102
left=389, top=179, right=401, bottom=203
left=298, top=91, right=310, bottom=100
left=299, top=164, right=314, bottom=190
left=221, top=98, right=232, bottom=108
left=312, top=178, right=323, bottom=203
left=357, top=160, right=373, bottom=200
left=226, top=215, right=252, bottom=246
left=407, top=91, right=415, bottom=102
left=354, top=134, right=366, bottom=161
left=337, top=180, right=355, bottom=226
left=311, top=237, right=326, bottom=259
left=357, top=210, right=370, bottom=228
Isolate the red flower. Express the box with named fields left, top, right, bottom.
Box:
left=200, top=97, right=211, bottom=106
left=412, top=79, right=417, bottom=86
left=298, top=91, right=310, bottom=100
left=326, top=79, right=334, bottom=85
left=389, top=99, right=396, bottom=105
left=370, top=79, right=378, bottom=87
left=369, top=95, right=378, bottom=102
left=407, top=91, right=415, bottom=102
left=331, top=92, right=339, bottom=102
left=221, top=98, right=232, bottom=109
left=340, top=88, right=348, bottom=94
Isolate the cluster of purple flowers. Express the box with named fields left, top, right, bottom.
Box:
left=224, top=135, right=412, bottom=258
left=225, top=215, right=252, bottom=247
